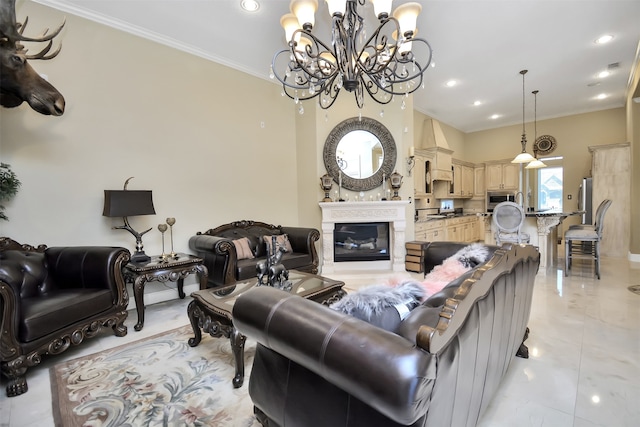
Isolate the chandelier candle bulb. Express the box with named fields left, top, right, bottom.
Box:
left=280, top=14, right=301, bottom=44
left=325, top=0, right=346, bottom=16
left=370, top=0, right=393, bottom=19
left=393, top=2, right=421, bottom=38
left=291, top=0, right=318, bottom=30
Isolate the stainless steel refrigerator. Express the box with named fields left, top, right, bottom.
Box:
left=578, top=177, right=593, bottom=224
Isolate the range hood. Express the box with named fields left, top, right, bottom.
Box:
left=422, top=119, right=453, bottom=181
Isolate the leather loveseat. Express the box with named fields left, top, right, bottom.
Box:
left=189, top=220, right=319, bottom=287
left=0, top=238, right=130, bottom=397
left=233, top=242, right=540, bottom=427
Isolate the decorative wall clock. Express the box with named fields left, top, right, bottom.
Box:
left=533, top=135, right=557, bottom=156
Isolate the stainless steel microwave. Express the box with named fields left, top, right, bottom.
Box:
left=486, top=191, right=516, bottom=212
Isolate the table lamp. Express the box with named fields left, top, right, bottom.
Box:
left=103, top=177, right=156, bottom=263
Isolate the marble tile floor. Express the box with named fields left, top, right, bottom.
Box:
left=1, top=255, right=638, bottom=427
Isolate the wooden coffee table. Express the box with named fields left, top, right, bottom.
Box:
left=187, top=270, right=345, bottom=388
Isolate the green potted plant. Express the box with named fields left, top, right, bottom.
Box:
left=0, top=163, right=21, bottom=221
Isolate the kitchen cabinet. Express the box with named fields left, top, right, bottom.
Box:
left=447, top=216, right=482, bottom=243
left=486, top=162, right=519, bottom=191
left=462, top=165, right=474, bottom=197
left=413, top=153, right=434, bottom=197
left=415, top=220, right=445, bottom=242
left=474, top=165, right=485, bottom=197
left=435, top=160, right=474, bottom=199
left=446, top=222, right=463, bottom=242
left=417, top=216, right=481, bottom=243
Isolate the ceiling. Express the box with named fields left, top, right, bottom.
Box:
left=30, top=0, right=640, bottom=133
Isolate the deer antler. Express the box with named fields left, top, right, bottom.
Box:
left=0, top=0, right=65, bottom=44
left=24, top=39, right=62, bottom=60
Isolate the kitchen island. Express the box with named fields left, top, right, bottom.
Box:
left=521, top=211, right=583, bottom=272
left=484, top=210, right=582, bottom=273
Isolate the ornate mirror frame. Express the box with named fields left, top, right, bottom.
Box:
left=323, top=117, right=397, bottom=192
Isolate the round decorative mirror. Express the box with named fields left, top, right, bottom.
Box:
left=323, top=117, right=397, bottom=191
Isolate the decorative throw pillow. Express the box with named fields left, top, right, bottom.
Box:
left=421, top=243, right=490, bottom=296
left=330, top=281, right=425, bottom=332
left=263, top=234, right=293, bottom=254
left=232, top=237, right=255, bottom=260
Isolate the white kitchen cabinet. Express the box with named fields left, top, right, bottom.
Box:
left=474, top=165, right=485, bottom=197
left=413, top=154, right=434, bottom=197
left=462, top=165, right=474, bottom=197
left=436, top=161, right=474, bottom=199
left=413, top=155, right=426, bottom=196
left=486, top=163, right=519, bottom=191
left=415, top=220, right=445, bottom=242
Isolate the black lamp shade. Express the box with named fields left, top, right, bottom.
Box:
left=103, top=190, right=156, bottom=217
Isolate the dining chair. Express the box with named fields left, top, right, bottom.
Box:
left=492, top=201, right=530, bottom=245
left=564, top=199, right=612, bottom=279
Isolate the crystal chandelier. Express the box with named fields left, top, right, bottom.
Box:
left=270, top=0, right=433, bottom=112
left=511, top=69, right=536, bottom=164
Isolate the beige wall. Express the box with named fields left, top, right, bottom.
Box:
left=0, top=2, right=300, bottom=254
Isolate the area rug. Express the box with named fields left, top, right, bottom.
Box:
left=50, top=325, right=260, bottom=427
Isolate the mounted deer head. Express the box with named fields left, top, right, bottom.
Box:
left=0, top=0, right=65, bottom=115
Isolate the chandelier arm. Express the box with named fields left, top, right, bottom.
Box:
left=291, top=29, right=339, bottom=80
left=359, top=74, right=394, bottom=104
left=357, top=18, right=400, bottom=75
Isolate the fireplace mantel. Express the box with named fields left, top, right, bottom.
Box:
left=319, top=201, right=409, bottom=274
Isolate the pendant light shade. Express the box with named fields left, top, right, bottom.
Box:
left=512, top=70, right=536, bottom=164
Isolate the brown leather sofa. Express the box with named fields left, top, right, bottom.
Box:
left=233, top=242, right=540, bottom=427
left=189, top=220, right=320, bottom=287
left=0, top=237, right=130, bottom=397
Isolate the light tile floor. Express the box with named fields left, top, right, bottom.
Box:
left=1, top=255, right=639, bottom=427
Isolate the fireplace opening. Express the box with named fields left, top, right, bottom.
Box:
left=334, top=222, right=390, bottom=262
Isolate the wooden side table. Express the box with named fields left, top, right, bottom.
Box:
left=124, top=253, right=208, bottom=331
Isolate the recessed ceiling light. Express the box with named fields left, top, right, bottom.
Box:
left=241, top=0, right=260, bottom=12
left=595, top=34, right=613, bottom=44
left=490, top=114, right=500, bottom=120
left=597, top=71, right=610, bottom=78
left=596, top=93, right=607, bottom=100
left=446, top=80, right=457, bottom=87
left=473, top=100, right=482, bottom=106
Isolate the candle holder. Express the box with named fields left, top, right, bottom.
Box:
left=320, top=174, right=333, bottom=202
left=390, top=171, right=403, bottom=200
left=166, top=217, right=178, bottom=258
left=157, top=223, right=168, bottom=261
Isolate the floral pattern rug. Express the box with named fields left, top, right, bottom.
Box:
left=50, top=325, right=260, bottom=427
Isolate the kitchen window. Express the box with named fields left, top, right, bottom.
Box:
left=536, top=157, right=563, bottom=211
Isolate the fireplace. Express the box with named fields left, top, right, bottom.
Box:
left=334, top=222, right=390, bottom=262
left=319, top=200, right=408, bottom=273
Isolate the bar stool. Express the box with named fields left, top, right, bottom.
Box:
left=564, top=199, right=612, bottom=279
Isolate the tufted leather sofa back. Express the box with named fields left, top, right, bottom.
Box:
left=44, top=247, right=121, bottom=292
left=0, top=251, right=53, bottom=298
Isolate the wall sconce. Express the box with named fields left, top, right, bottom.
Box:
left=407, top=146, right=416, bottom=176
left=103, top=177, right=156, bottom=264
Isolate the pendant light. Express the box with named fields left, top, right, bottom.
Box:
left=512, top=70, right=536, bottom=163
left=526, top=90, right=547, bottom=169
